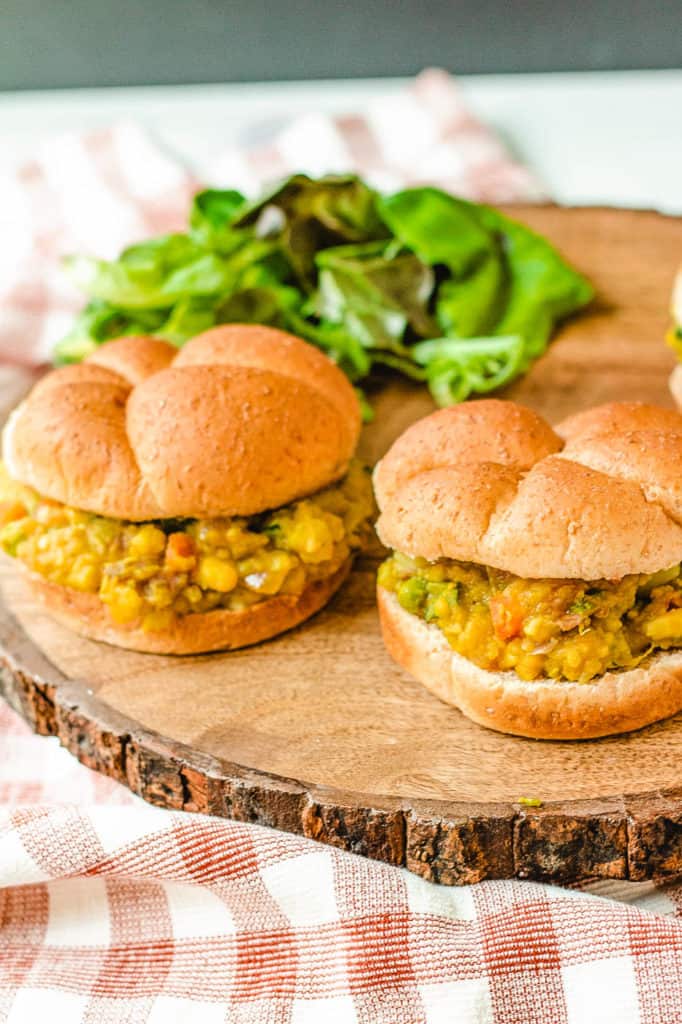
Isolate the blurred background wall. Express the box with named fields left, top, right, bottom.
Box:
left=0, top=0, right=678, bottom=90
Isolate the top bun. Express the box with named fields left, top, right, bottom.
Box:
left=374, top=399, right=682, bottom=580
left=3, top=326, right=361, bottom=520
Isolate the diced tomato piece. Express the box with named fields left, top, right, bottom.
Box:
left=164, top=532, right=197, bottom=571
left=489, top=592, right=524, bottom=641
left=168, top=533, right=195, bottom=558
left=0, top=501, right=27, bottom=526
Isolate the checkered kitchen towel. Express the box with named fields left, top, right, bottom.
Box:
left=3, top=703, right=682, bottom=1024
left=2, top=69, right=682, bottom=1023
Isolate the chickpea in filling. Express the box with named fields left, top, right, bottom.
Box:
left=0, top=461, right=374, bottom=633
left=378, top=552, right=682, bottom=683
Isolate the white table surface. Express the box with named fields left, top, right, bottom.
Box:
left=0, top=70, right=680, bottom=213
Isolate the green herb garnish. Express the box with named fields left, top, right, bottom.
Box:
left=568, top=596, right=595, bottom=616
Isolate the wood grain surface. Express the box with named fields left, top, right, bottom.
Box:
left=2, top=204, right=682, bottom=885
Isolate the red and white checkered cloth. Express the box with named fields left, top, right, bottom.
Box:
left=3, top=701, right=682, bottom=1024
left=2, top=70, right=681, bottom=1023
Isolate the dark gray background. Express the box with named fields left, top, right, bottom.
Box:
left=1, top=0, right=679, bottom=91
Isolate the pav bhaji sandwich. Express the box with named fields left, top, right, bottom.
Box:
left=375, top=399, right=682, bottom=740
left=0, top=326, right=373, bottom=654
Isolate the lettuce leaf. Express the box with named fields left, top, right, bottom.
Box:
left=412, top=335, right=525, bottom=404
left=55, top=174, right=594, bottom=412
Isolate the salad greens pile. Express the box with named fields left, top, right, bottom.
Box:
left=55, top=174, right=594, bottom=410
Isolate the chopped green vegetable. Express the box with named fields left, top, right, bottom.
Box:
left=568, top=596, right=595, bottom=616
left=396, top=576, right=428, bottom=614
left=424, top=581, right=459, bottom=622
left=54, top=173, right=594, bottom=413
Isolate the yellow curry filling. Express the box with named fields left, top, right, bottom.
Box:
left=0, top=461, right=374, bottom=632
left=378, top=552, right=682, bottom=683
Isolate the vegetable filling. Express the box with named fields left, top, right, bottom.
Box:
left=378, top=552, right=682, bottom=683
left=0, top=461, right=374, bottom=632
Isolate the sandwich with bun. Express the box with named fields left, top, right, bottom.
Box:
left=374, top=399, right=682, bottom=739
left=0, top=325, right=373, bottom=654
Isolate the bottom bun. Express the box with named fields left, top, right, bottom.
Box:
left=670, top=364, right=682, bottom=411
left=26, top=561, right=352, bottom=655
left=378, top=587, right=682, bottom=739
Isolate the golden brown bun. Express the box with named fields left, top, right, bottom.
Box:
left=374, top=401, right=562, bottom=504
left=3, top=326, right=361, bottom=520
left=556, top=400, right=682, bottom=443
left=374, top=398, right=682, bottom=579
left=87, top=335, right=176, bottom=384
left=26, top=561, right=351, bottom=655
left=378, top=588, right=682, bottom=740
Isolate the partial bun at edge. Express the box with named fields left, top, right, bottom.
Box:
left=378, top=587, right=682, bottom=740
left=25, top=561, right=352, bottom=655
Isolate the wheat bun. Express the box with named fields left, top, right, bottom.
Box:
left=669, top=266, right=682, bottom=410
left=3, top=326, right=361, bottom=520
left=25, top=560, right=351, bottom=655
left=378, top=588, right=682, bottom=740
left=374, top=398, right=682, bottom=580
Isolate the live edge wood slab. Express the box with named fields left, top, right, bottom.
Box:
left=2, top=205, right=682, bottom=886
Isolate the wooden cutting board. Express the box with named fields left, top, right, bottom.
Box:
left=2, top=204, right=682, bottom=887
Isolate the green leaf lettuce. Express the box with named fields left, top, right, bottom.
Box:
left=54, top=174, right=594, bottom=412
